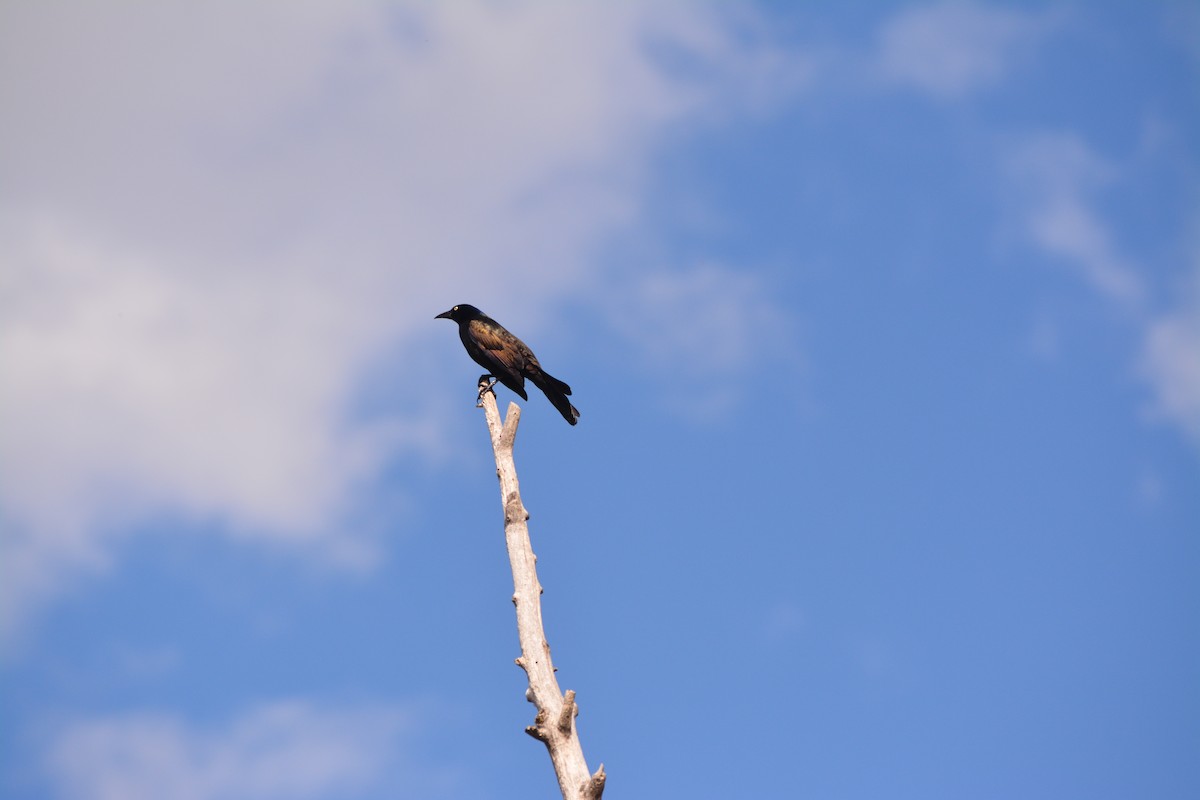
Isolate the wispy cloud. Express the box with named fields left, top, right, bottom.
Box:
left=1003, top=130, right=1200, bottom=450
left=43, top=701, right=443, bottom=800
left=1005, top=133, right=1146, bottom=310
left=605, top=263, right=794, bottom=418
left=0, top=2, right=800, bottom=632
left=1142, top=269, right=1200, bottom=444
left=875, top=1, right=1051, bottom=99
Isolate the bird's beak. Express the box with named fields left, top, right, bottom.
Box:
left=435, top=310, right=452, bottom=320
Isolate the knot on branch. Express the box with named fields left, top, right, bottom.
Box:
left=525, top=708, right=551, bottom=742
left=504, top=491, right=528, bottom=524
left=557, top=690, right=578, bottom=734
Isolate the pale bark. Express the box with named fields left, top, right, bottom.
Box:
left=477, top=376, right=605, bottom=800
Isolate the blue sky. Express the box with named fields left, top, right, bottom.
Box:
left=1, top=2, right=1197, bottom=798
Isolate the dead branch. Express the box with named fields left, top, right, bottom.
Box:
left=477, top=376, right=605, bottom=800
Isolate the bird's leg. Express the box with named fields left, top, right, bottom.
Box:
left=476, top=374, right=498, bottom=407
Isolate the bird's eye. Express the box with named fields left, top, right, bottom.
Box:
left=453, top=305, right=459, bottom=311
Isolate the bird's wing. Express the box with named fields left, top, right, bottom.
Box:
left=468, top=319, right=511, bottom=352
left=466, top=319, right=530, bottom=399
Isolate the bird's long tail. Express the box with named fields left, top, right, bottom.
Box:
left=531, top=370, right=580, bottom=425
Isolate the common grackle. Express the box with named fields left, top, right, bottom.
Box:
left=436, top=304, right=580, bottom=425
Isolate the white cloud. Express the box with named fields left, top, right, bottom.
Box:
left=1142, top=274, right=1200, bottom=444
left=43, top=702, right=438, bottom=800
left=1004, top=131, right=1200, bottom=449
left=1027, top=198, right=1146, bottom=308
left=0, top=1, right=800, bottom=633
left=1005, top=133, right=1146, bottom=310
left=876, top=1, right=1049, bottom=99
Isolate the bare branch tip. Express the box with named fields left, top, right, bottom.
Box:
left=583, top=765, right=607, bottom=799
left=500, top=402, right=521, bottom=443
left=524, top=725, right=549, bottom=742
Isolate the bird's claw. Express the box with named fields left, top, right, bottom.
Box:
left=476, top=375, right=498, bottom=407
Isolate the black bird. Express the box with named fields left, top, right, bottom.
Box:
left=436, top=304, right=580, bottom=425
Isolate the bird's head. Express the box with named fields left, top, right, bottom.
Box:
left=435, top=304, right=483, bottom=323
